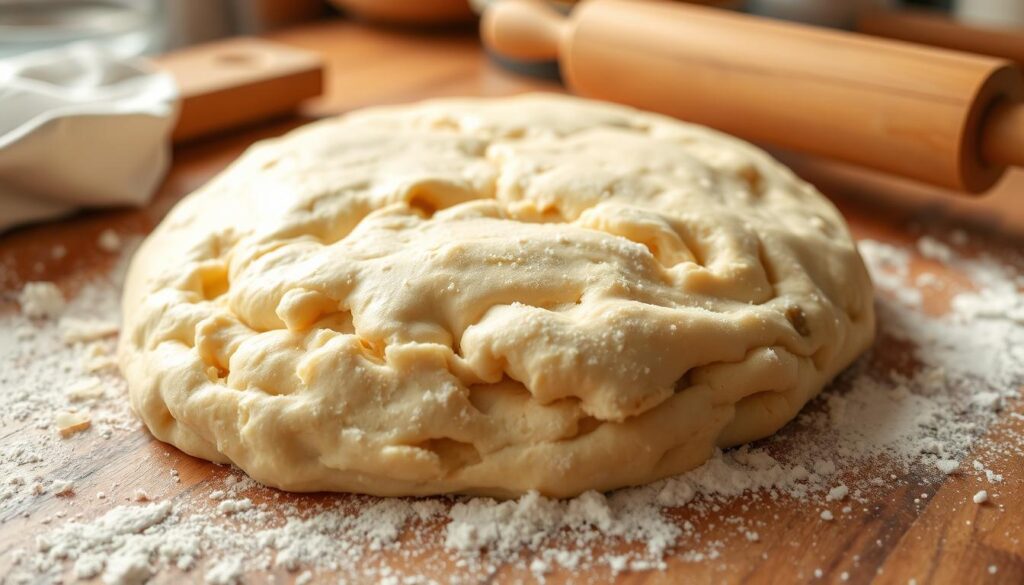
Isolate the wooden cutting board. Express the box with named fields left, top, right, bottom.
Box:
left=0, top=20, right=1022, bottom=585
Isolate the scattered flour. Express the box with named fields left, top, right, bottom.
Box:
left=66, top=378, right=107, bottom=402
left=60, top=317, right=120, bottom=343
left=826, top=485, right=849, bottom=502
left=916, top=235, right=956, bottom=264
left=3, top=231, right=1023, bottom=583
left=17, top=281, right=65, bottom=319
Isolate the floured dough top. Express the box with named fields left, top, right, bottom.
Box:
left=120, top=94, right=874, bottom=497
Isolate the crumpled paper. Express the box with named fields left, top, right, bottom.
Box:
left=0, top=43, right=178, bottom=232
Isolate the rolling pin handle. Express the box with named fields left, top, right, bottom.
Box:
left=481, top=0, right=566, bottom=62
left=982, top=100, right=1024, bottom=169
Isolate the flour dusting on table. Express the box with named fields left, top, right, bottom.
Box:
left=2, top=232, right=1022, bottom=584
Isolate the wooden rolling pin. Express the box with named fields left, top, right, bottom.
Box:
left=482, top=0, right=1024, bottom=193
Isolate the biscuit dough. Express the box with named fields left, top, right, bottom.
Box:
left=120, top=94, right=874, bottom=497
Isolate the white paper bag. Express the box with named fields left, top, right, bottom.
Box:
left=0, top=43, right=178, bottom=232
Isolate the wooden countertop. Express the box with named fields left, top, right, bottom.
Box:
left=1, top=18, right=1023, bottom=585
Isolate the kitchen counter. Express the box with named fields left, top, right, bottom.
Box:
left=1, top=18, right=1022, bottom=585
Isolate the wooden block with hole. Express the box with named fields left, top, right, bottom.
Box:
left=158, top=37, right=324, bottom=143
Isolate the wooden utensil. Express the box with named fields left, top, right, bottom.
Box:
left=482, top=0, right=1024, bottom=193
left=857, top=9, right=1024, bottom=68
left=156, top=37, right=324, bottom=143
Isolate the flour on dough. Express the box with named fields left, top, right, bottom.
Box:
left=119, top=94, right=874, bottom=497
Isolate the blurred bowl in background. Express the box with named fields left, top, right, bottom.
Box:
left=0, top=0, right=163, bottom=58
left=329, top=0, right=475, bottom=25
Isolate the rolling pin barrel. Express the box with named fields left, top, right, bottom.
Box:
left=483, top=0, right=1024, bottom=193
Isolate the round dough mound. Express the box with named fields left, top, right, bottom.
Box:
left=120, top=94, right=874, bottom=497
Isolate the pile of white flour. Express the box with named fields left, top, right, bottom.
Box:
left=1, top=229, right=1022, bottom=584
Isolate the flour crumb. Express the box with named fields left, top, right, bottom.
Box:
left=205, top=555, right=244, bottom=585
left=217, top=498, right=252, bottom=515
left=82, top=343, right=119, bottom=372
left=61, top=317, right=119, bottom=343
left=103, top=550, right=153, bottom=585
left=55, top=410, right=92, bottom=437
left=52, top=480, right=74, bottom=496
left=973, top=490, right=989, bottom=504
left=820, top=510, right=834, bottom=521
left=98, top=229, right=123, bottom=253
left=19, top=282, right=65, bottom=319
left=827, top=485, right=849, bottom=502
left=916, top=236, right=955, bottom=263
left=67, top=378, right=106, bottom=402
left=935, top=459, right=959, bottom=475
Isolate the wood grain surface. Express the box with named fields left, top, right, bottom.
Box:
left=1, top=19, right=1023, bottom=585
